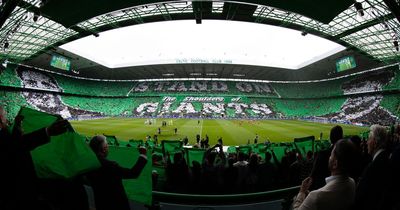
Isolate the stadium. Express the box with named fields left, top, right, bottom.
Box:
left=0, top=0, right=400, bottom=210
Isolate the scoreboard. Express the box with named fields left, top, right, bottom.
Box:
left=336, top=56, right=356, bottom=72
left=50, top=55, right=71, bottom=71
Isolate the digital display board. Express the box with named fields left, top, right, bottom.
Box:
left=50, top=55, right=71, bottom=71
left=336, top=56, right=356, bottom=72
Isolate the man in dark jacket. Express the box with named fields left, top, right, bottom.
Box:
left=354, top=125, right=391, bottom=210
left=88, top=135, right=148, bottom=210
left=0, top=106, right=69, bottom=210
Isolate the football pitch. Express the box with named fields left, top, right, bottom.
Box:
left=70, top=118, right=369, bottom=146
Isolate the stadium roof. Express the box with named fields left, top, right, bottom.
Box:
left=1, top=0, right=400, bottom=79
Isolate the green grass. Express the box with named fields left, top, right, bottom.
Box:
left=70, top=118, right=369, bottom=146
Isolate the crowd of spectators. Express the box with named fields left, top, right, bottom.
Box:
left=272, top=79, right=346, bottom=98
left=51, top=73, right=133, bottom=97
left=0, top=65, right=21, bottom=87
left=133, top=81, right=229, bottom=93
left=384, top=70, right=400, bottom=91
left=380, top=94, right=400, bottom=118
left=151, top=139, right=317, bottom=194
left=0, top=106, right=148, bottom=210
left=327, top=95, right=398, bottom=126
left=2, top=66, right=399, bottom=128
left=355, top=107, right=398, bottom=126
left=3, top=66, right=400, bottom=100
left=14, top=88, right=397, bottom=125
left=130, top=81, right=279, bottom=96
left=150, top=123, right=400, bottom=210
left=14, top=70, right=101, bottom=119
left=163, top=146, right=283, bottom=194
left=10, top=68, right=398, bottom=99
left=22, top=91, right=100, bottom=119
left=2, top=97, right=400, bottom=209
left=291, top=124, right=400, bottom=210
left=133, top=101, right=278, bottom=119
left=342, top=70, right=394, bottom=94
left=18, top=69, right=60, bottom=91
left=0, top=90, right=31, bottom=122
left=61, top=96, right=137, bottom=116
left=135, top=102, right=159, bottom=117
left=3, top=74, right=397, bottom=125
left=202, top=103, right=225, bottom=115
left=337, top=96, right=382, bottom=120
left=171, top=102, right=197, bottom=114
left=265, top=98, right=345, bottom=118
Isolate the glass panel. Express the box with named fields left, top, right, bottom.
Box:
left=0, top=0, right=398, bottom=63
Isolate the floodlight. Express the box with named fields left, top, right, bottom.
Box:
left=196, top=18, right=202, bottom=24
left=33, top=12, right=40, bottom=22
left=354, top=2, right=364, bottom=16
left=40, top=0, right=48, bottom=8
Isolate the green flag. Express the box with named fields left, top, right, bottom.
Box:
left=227, top=146, right=237, bottom=154
left=18, top=106, right=59, bottom=132
left=237, top=145, right=252, bottom=155
left=294, top=136, right=315, bottom=157
left=18, top=107, right=100, bottom=179
left=270, top=144, right=290, bottom=164
left=253, top=144, right=267, bottom=161
left=104, top=135, right=119, bottom=146
left=129, top=139, right=144, bottom=147
left=186, top=148, right=205, bottom=167
left=162, top=140, right=183, bottom=155
left=108, top=146, right=152, bottom=205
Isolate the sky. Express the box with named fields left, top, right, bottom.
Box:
left=61, top=20, right=345, bottom=70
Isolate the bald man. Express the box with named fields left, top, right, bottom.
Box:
left=87, top=135, right=148, bottom=210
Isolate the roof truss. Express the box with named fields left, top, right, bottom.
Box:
left=0, top=0, right=399, bottom=65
